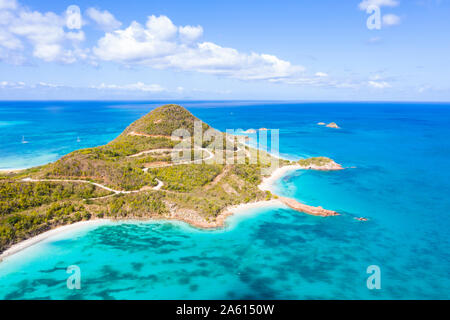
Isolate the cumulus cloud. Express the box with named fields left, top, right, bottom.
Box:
left=0, top=80, right=25, bottom=88
left=91, top=82, right=166, bottom=93
left=93, top=15, right=305, bottom=82
left=0, top=0, right=17, bottom=10
left=0, top=1, right=90, bottom=64
left=179, top=25, right=203, bottom=42
left=86, top=7, right=121, bottom=31
left=315, top=72, right=328, bottom=77
left=145, top=15, right=177, bottom=40
left=0, top=29, right=22, bottom=49
left=382, top=14, right=401, bottom=26
left=93, top=20, right=176, bottom=61
left=0, top=80, right=167, bottom=93
left=0, top=2, right=320, bottom=87
left=368, top=80, right=391, bottom=89
left=358, top=0, right=399, bottom=10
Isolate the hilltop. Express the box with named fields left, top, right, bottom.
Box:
left=0, top=104, right=342, bottom=254
left=122, top=104, right=211, bottom=137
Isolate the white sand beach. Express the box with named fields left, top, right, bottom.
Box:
left=0, top=219, right=110, bottom=262
left=226, top=199, right=284, bottom=215
left=259, top=165, right=304, bottom=193
left=0, top=169, right=25, bottom=174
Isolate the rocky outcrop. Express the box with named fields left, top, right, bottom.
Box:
left=326, top=122, right=340, bottom=129
left=278, top=197, right=339, bottom=217
left=298, top=160, right=343, bottom=171
left=296, top=157, right=343, bottom=171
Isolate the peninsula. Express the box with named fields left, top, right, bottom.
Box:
left=0, top=104, right=342, bottom=254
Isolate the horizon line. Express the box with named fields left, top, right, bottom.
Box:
left=0, top=99, right=449, bottom=104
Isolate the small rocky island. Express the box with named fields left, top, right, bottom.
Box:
left=0, top=105, right=342, bottom=253
left=326, top=122, right=340, bottom=128
left=318, top=122, right=340, bottom=128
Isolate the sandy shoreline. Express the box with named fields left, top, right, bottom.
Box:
left=259, top=165, right=304, bottom=193
left=0, top=168, right=25, bottom=174
left=0, top=219, right=110, bottom=262
left=226, top=199, right=283, bottom=214
left=0, top=201, right=284, bottom=262
left=259, top=161, right=342, bottom=194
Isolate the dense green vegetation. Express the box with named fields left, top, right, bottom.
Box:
left=297, top=156, right=333, bottom=167
left=0, top=181, right=111, bottom=216
left=149, top=164, right=222, bottom=192
left=44, top=159, right=157, bottom=191
left=102, top=192, right=168, bottom=218
left=78, top=135, right=177, bottom=160
left=0, top=201, right=92, bottom=252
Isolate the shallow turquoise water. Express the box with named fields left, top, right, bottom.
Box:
left=0, top=101, right=449, bottom=299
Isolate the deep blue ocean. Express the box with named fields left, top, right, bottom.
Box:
left=0, top=101, right=449, bottom=299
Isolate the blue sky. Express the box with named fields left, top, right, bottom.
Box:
left=0, top=0, right=449, bottom=100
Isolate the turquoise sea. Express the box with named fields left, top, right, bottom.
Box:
left=0, top=101, right=449, bottom=299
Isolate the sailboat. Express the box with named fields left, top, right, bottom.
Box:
left=77, top=136, right=81, bottom=143
left=21, top=135, right=29, bottom=144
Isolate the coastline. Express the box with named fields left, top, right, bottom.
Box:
left=259, top=165, right=304, bottom=193
left=0, top=201, right=283, bottom=262
left=0, top=144, right=342, bottom=261
left=0, top=163, right=341, bottom=261
left=0, top=168, right=25, bottom=174
left=259, top=162, right=342, bottom=194
left=0, top=219, right=110, bottom=262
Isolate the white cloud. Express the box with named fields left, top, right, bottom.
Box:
left=382, top=14, right=401, bottom=26
left=315, top=72, right=328, bottom=77
left=368, top=80, right=391, bottom=89
left=0, top=29, right=22, bottom=49
left=33, top=43, right=61, bottom=61
left=0, top=1, right=90, bottom=63
left=0, top=80, right=167, bottom=93
left=0, top=0, right=17, bottom=10
left=0, top=80, right=25, bottom=88
left=66, top=31, right=85, bottom=42
left=0, top=3, right=328, bottom=88
left=179, top=25, right=203, bottom=42
left=167, top=42, right=305, bottom=81
left=93, top=15, right=305, bottom=82
left=86, top=7, right=121, bottom=31
left=10, top=10, right=65, bottom=44
left=358, top=0, right=399, bottom=10
left=146, top=15, right=177, bottom=40
left=93, top=20, right=177, bottom=61
left=92, top=82, right=166, bottom=93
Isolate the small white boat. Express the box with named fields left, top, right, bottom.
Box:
left=77, top=136, right=81, bottom=143
left=21, top=135, right=29, bottom=144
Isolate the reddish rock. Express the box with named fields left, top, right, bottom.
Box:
left=279, top=197, right=339, bottom=217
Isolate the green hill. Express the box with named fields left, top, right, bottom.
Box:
left=0, top=104, right=279, bottom=253
left=122, top=104, right=211, bottom=137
